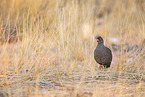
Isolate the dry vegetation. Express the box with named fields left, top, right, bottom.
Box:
left=0, top=0, right=145, bottom=97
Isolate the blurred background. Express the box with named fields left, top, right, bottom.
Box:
left=0, top=0, right=145, bottom=97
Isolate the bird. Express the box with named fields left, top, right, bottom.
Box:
left=94, top=36, right=112, bottom=71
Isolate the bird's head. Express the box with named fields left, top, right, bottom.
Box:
left=95, top=36, right=104, bottom=44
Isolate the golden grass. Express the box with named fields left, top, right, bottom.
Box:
left=0, top=0, right=145, bottom=97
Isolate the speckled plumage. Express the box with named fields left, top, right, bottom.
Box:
left=94, top=36, right=112, bottom=68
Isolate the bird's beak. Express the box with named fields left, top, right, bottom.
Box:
left=96, top=39, right=99, bottom=42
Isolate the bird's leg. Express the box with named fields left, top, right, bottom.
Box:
left=99, top=65, right=104, bottom=70
left=104, top=66, right=106, bottom=72
left=99, top=65, right=102, bottom=69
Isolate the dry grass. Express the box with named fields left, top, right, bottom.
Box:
left=0, top=0, right=145, bottom=97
